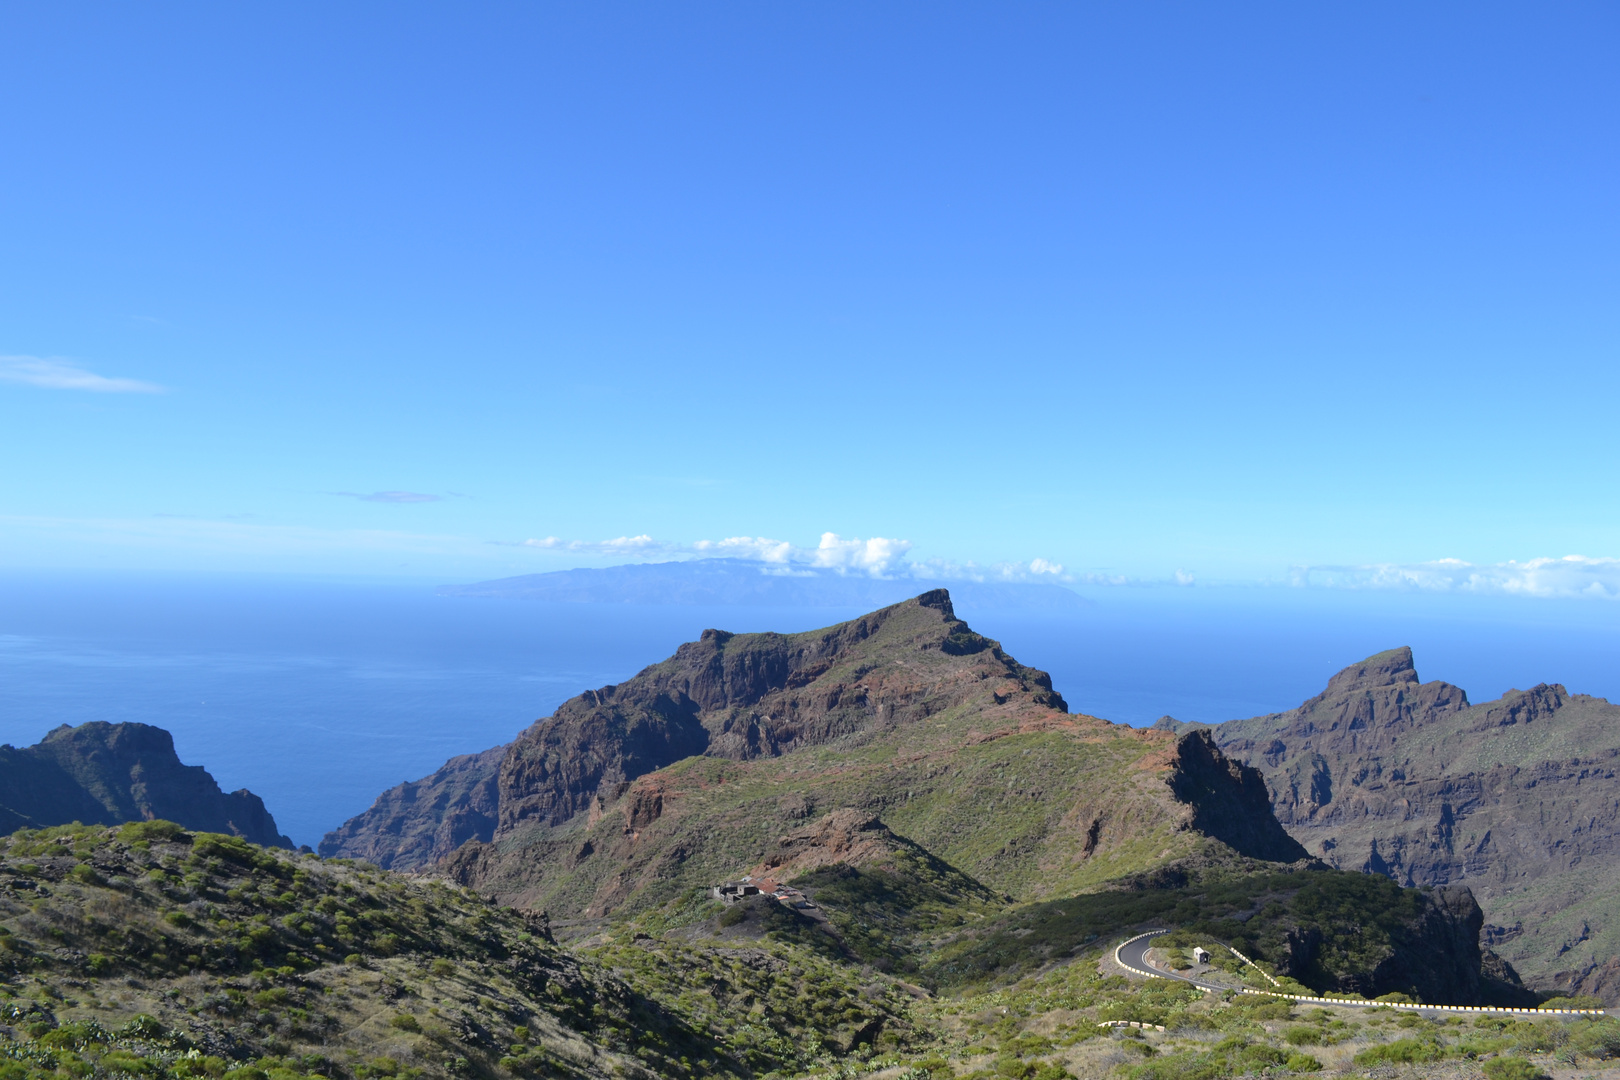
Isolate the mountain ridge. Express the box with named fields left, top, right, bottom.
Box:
left=327, top=591, right=1309, bottom=919
left=1206, top=647, right=1620, bottom=1001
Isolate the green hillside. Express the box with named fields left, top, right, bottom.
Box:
left=2, top=822, right=1616, bottom=1080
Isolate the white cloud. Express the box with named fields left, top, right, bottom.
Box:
left=907, top=556, right=1079, bottom=584
left=0, top=355, right=164, bottom=393
left=1294, top=555, right=1620, bottom=599
left=810, top=533, right=913, bottom=575
left=522, top=534, right=664, bottom=555
left=691, top=536, right=798, bottom=563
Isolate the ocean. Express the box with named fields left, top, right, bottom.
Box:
left=2, top=572, right=1617, bottom=848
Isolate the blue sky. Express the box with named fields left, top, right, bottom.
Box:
left=3, top=3, right=1618, bottom=593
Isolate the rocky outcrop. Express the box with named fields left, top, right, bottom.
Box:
left=1212, top=648, right=1620, bottom=1001
left=756, top=810, right=898, bottom=877
left=1165, top=730, right=1309, bottom=863
left=317, top=745, right=505, bottom=869
left=0, top=722, right=291, bottom=848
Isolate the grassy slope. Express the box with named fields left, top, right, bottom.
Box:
left=0, top=823, right=922, bottom=1080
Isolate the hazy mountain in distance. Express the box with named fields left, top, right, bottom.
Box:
left=436, top=558, right=1089, bottom=611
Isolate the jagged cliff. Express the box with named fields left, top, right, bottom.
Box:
left=1208, top=647, right=1620, bottom=1001
left=0, top=722, right=291, bottom=848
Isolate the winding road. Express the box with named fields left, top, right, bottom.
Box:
left=1112, top=930, right=1609, bottom=1018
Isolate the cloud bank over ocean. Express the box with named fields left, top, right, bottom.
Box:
left=517, top=531, right=1071, bottom=583
left=1295, top=555, right=1620, bottom=599
left=515, top=534, right=1620, bottom=599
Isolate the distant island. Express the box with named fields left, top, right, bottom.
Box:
left=437, top=557, right=1090, bottom=610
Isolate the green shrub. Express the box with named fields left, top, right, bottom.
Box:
left=1282, top=1026, right=1321, bottom=1045
left=1353, top=1037, right=1449, bottom=1066
left=718, top=905, right=747, bottom=928
left=68, top=864, right=102, bottom=886
left=38, top=1022, right=110, bottom=1049
left=389, top=1013, right=421, bottom=1033
left=1482, top=1057, right=1548, bottom=1080
left=118, top=1015, right=168, bottom=1040
left=1283, top=1053, right=1322, bottom=1072
left=193, top=834, right=257, bottom=863
left=250, top=988, right=289, bottom=1009
left=120, top=821, right=190, bottom=845
left=429, top=959, right=455, bottom=976
left=1567, top=1017, right=1620, bottom=1059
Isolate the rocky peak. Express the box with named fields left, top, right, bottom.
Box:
left=1321, top=646, right=1420, bottom=697
left=493, top=591, right=1066, bottom=836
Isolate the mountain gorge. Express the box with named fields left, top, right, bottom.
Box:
left=1170, top=647, right=1620, bottom=1002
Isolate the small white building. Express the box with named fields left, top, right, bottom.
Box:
left=1192, top=946, right=1210, bottom=966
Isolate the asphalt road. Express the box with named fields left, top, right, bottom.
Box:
left=1112, top=930, right=1608, bottom=1018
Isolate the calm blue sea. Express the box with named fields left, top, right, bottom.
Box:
left=2, top=572, right=1617, bottom=848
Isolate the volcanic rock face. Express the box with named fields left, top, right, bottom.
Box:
left=0, top=722, right=291, bottom=848
left=495, top=591, right=1067, bottom=836
left=752, top=809, right=923, bottom=881
left=317, top=745, right=505, bottom=868
left=1213, top=648, right=1620, bottom=1000
left=1165, top=729, right=1308, bottom=863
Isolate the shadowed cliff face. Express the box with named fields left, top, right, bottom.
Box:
left=1214, top=648, right=1620, bottom=1001
left=0, top=722, right=291, bottom=848
left=1166, top=730, right=1309, bottom=863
